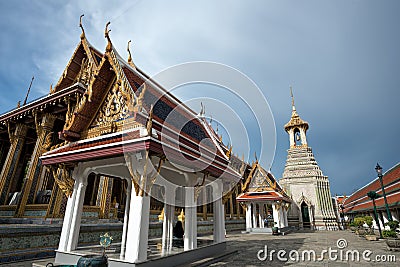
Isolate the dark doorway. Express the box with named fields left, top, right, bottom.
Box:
left=301, top=202, right=311, bottom=228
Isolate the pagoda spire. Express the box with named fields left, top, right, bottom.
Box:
left=284, top=86, right=309, bottom=147
left=290, top=85, right=295, bottom=111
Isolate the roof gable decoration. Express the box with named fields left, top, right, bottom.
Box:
left=241, top=161, right=258, bottom=192
left=102, top=22, right=141, bottom=114
left=251, top=169, right=271, bottom=189
left=241, top=162, right=278, bottom=192
left=51, top=15, right=101, bottom=95
left=60, top=22, right=144, bottom=141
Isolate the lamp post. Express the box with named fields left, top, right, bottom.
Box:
left=375, top=163, right=392, bottom=221
left=367, top=191, right=382, bottom=239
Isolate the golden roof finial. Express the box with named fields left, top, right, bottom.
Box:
left=105, top=21, right=112, bottom=52
left=50, top=83, right=55, bottom=94
left=127, top=40, right=136, bottom=69
left=199, top=102, right=205, bottom=117
left=290, top=85, right=295, bottom=111
left=226, top=145, right=233, bottom=159
left=79, top=14, right=85, bottom=39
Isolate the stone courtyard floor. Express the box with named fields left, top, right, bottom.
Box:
left=213, top=230, right=400, bottom=267
left=4, top=230, right=400, bottom=266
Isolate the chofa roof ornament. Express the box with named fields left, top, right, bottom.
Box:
left=105, top=21, right=112, bottom=52
left=127, top=40, right=136, bottom=69
left=79, top=14, right=85, bottom=39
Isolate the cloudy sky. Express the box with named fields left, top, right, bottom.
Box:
left=0, top=0, right=399, bottom=196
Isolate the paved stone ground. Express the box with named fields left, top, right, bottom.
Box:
left=211, top=230, right=400, bottom=267
left=3, top=230, right=400, bottom=266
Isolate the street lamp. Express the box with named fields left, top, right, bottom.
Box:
left=375, top=163, right=392, bottom=221
left=367, top=190, right=382, bottom=239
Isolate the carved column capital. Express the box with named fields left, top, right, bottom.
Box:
left=41, top=113, right=57, bottom=131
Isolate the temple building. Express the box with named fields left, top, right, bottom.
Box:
left=343, top=162, right=400, bottom=229
left=0, top=23, right=246, bottom=225
left=0, top=19, right=273, bottom=265
left=279, top=90, right=338, bottom=230
left=236, top=161, right=291, bottom=233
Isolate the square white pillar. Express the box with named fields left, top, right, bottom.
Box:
left=66, top=175, right=87, bottom=252
left=162, top=185, right=175, bottom=255
left=283, top=209, right=288, bottom=227
left=184, top=187, right=197, bottom=251
left=246, top=203, right=252, bottom=231
left=252, top=203, right=257, bottom=228
left=279, top=208, right=285, bottom=228
left=125, top=194, right=150, bottom=263
left=259, top=203, right=265, bottom=228
left=120, top=180, right=132, bottom=259
left=272, top=203, right=280, bottom=228
left=213, top=197, right=225, bottom=242
left=58, top=180, right=79, bottom=252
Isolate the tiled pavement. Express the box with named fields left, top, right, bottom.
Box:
left=211, top=230, right=400, bottom=266
left=3, top=230, right=399, bottom=266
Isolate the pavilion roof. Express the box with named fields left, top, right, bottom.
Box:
left=237, top=162, right=290, bottom=202
left=284, top=108, right=309, bottom=132
left=40, top=30, right=242, bottom=181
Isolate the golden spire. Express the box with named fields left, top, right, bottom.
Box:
left=290, top=85, right=295, bottom=111
left=127, top=40, right=136, bottom=69
left=79, top=14, right=85, bottom=39
left=105, top=21, right=112, bottom=52
left=284, top=85, right=309, bottom=132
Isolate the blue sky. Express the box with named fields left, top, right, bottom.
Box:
left=0, top=0, right=399, bottom=196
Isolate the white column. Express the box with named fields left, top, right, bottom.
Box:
left=283, top=208, right=288, bottom=227
left=125, top=194, right=150, bottom=263
left=272, top=203, right=280, bottom=228
left=66, top=173, right=87, bottom=252
left=120, top=179, right=132, bottom=259
left=213, top=197, right=225, bottom=242
left=213, top=181, right=225, bottom=243
left=162, top=186, right=175, bottom=255
left=279, top=208, right=285, bottom=228
left=58, top=179, right=79, bottom=252
left=184, top=187, right=197, bottom=250
left=260, top=203, right=265, bottom=228
left=246, top=203, right=252, bottom=230
left=252, top=203, right=257, bottom=228
left=266, top=205, right=270, bottom=227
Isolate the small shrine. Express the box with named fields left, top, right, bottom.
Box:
left=237, top=161, right=290, bottom=233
